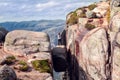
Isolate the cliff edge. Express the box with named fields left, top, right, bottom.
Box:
left=65, top=0, right=120, bottom=80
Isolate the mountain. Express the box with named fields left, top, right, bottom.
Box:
left=0, top=20, right=65, bottom=45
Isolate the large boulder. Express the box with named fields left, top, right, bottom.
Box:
left=52, top=46, right=67, bottom=72
left=111, top=0, right=120, bottom=17
left=86, top=11, right=97, bottom=18
left=109, top=11, right=120, bottom=32
left=79, top=27, right=109, bottom=80
left=109, top=11, right=120, bottom=80
left=0, top=65, right=17, bottom=80
left=92, top=1, right=109, bottom=17
left=4, top=30, right=50, bottom=56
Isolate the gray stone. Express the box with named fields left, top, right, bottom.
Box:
left=86, top=11, right=97, bottom=18
left=0, top=65, right=17, bottom=80
left=4, top=30, right=50, bottom=55
left=112, top=0, right=120, bottom=7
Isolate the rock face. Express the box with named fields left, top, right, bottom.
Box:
left=4, top=30, right=50, bottom=55
left=64, top=0, right=119, bottom=80
left=0, top=65, right=17, bottom=80
left=80, top=28, right=109, bottom=80
left=111, top=0, right=120, bottom=17
left=66, top=26, right=110, bottom=80
left=109, top=11, right=120, bottom=80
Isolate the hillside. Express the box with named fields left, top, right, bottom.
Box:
left=0, top=20, right=65, bottom=45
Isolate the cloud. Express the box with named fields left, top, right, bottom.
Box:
left=20, top=5, right=27, bottom=9
left=65, top=2, right=92, bottom=9
left=36, top=1, right=59, bottom=11
left=0, top=16, right=4, bottom=19
left=0, top=2, right=9, bottom=6
left=0, top=0, right=101, bottom=22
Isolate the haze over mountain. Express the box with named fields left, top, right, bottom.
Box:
left=0, top=20, right=65, bottom=45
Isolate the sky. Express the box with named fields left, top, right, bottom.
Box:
left=0, top=0, right=101, bottom=22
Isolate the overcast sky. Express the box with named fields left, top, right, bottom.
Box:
left=0, top=0, right=100, bottom=22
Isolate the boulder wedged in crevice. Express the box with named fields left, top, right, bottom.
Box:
left=51, top=46, right=67, bottom=72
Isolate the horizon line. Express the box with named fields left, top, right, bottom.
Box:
left=0, top=19, right=66, bottom=23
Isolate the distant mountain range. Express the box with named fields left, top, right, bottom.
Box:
left=0, top=20, right=65, bottom=45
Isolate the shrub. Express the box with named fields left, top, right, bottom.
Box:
left=67, top=12, right=78, bottom=25
left=18, top=61, right=29, bottom=71
left=78, top=7, right=87, bottom=17
left=67, top=11, right=74, bottom=17
left=6, top=55, right=16, bottom=60
left=6, top=56, right=16, bottom=64
left=31, top=60, right=51, bottom=73
left=85, top=23, right=96, bottom=30
left=67, top=6, right=89, bottom=25
left=75, top=8, right=82, bottom=12
left=0, top=55, right=16, bottom=65
left=79, top=13, right=86, bottom=18
left=88, top=4, right=97, bottom=10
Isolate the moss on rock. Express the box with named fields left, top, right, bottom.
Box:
left=0, top=55, right=16, bottom=65
left=18, top=60, right=29, bottom=71
left=31, top=60, right=51, bottom=73
left=67, top=12, right=78, bottom=25
left=85, top=23, right=96, bottom=30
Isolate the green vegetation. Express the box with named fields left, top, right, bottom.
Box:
left=67, top=12, right=78, bottom=25
left=66, top=3, right=97, bottom=25
left=79, top=13, right=86, bottom=18
left=75, top=8, right=82, bottom=12
left=5, top=55, right=16, bottom=65
left=31, top=60, right=51, bottom=73
left=85, top=23, right=96, bottom=30
left=18, top=60, right=29, bottom=71
left=67, top=11, right=74, bottom=17
left=67, top=7, right=87, bottom=25
left=88, top=4, right=97, bottom=10
left=6, top=55, right=16, bottom=61
left=78, top=7, right=86, bottom=18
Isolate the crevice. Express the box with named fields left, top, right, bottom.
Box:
left=106, top=30, right=112, bottom=80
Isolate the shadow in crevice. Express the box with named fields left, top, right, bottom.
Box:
left=67, top=50, right=88, bottom=80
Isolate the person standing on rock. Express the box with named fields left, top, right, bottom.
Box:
left=58, top=32, right=61, bottom=45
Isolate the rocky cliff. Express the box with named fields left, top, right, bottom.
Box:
left=65, top=0, right=120, bottom=80
left=1, top=0, right=120, bottom=80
